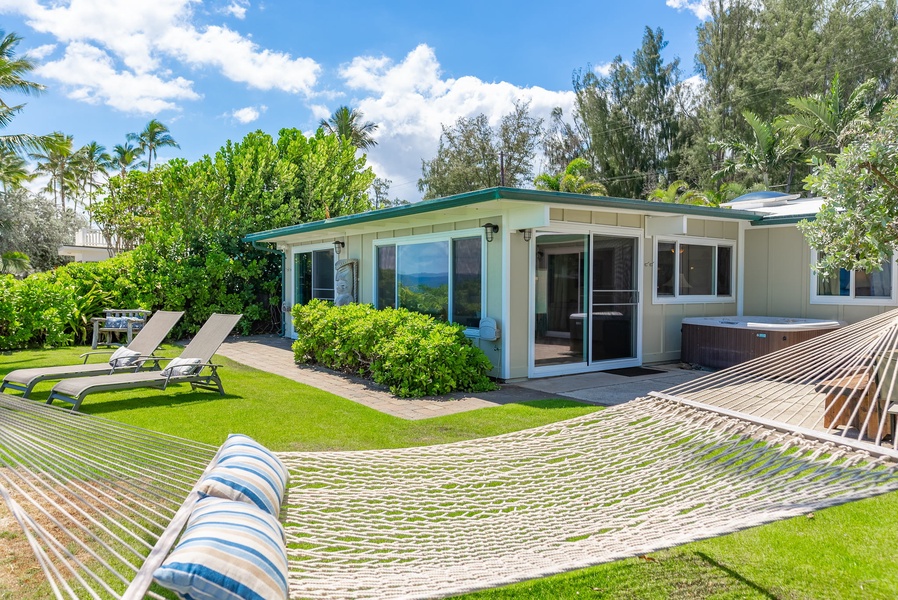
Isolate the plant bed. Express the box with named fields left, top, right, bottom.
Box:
left=292, top=300, right=498, bottom=397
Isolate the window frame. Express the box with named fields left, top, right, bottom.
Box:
left=291, top=243, right=337, bottom=306
left=809, top=249, right=898, bottom=305
left=372, top=228, right=488, bottom=332
left=652, top=235, right=736, bottom=304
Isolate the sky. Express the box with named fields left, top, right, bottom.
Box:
left=0, top=0, right=711, bottom=202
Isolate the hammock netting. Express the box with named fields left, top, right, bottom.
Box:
left=3, top=309, right=898, bottom=599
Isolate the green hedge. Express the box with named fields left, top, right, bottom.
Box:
left=292, top=300, right=498, bottom=397
left=0, top=240, right=278, bottom=350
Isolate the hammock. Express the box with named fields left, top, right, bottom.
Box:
left=2, top=310, right=898, bottom=599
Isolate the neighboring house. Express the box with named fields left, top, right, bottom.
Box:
left=244, top=187, right=895, bottom=381
left=58, top=228, right=116, bottom=263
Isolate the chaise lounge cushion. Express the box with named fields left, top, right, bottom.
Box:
left=162, top=357, right=203, bottom=377
left=153, top=496, right=288, bottom=600
left=196, top=434, right=289, bottom=517
left=108, top=346, right=141, bottom=367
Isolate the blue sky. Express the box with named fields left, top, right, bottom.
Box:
left=0, top=0, right=709, bottom=201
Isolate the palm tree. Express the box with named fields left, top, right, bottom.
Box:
left=780, top=74, right=892, bottom=159
left=110, top=142, right=143, bottom=178
left=0, top=30, right=45, bottom=154
left=534, top=158, right=607, bottom=195
left=0, top=146, right=33, bottom=191
left=75, top=141, right=110, bottom=221
left=30, top=132, right=77, bottom=210
left=647, top=180, right=710, bottom=205
left=0, top=250, right=29, bottom=275
left=127, top=119, right=179, bottom=172
left=714, top=111, right=798, bottom=188
left=319, top=106, right=378, bottom=150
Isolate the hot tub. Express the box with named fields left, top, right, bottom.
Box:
left=681, top=316, right=844, bottom=370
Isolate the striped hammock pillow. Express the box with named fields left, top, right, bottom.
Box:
left=197, top=434, right=290, bottom=517
left=153, top=497, right=288, bottom=600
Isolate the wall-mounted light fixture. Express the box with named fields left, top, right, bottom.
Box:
left=519, top=229, right=532, bottom=242
left=333, top=240, right=345, bottom=256
left=483, top=223, right=499, bottom=243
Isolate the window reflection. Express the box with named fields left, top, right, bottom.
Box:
left=398, top=241, right=450, bottom=320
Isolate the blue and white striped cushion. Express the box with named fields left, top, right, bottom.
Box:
left=196, top=434, right=290, bottom=517
left=153, top=497, right=288, bottom=600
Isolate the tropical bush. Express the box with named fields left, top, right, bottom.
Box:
left=0, top=239, right=276, bottom=350
left=292, top=300, right=497, bottom=397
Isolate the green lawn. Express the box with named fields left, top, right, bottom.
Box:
left=1, top=346, right=897, bottom=599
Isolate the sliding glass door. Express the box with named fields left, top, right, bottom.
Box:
left=532, top=231, right=639, bottom=374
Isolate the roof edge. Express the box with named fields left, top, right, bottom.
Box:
left=243, top=187, right=762, bottom=242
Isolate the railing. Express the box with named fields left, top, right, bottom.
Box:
left=74, top=228, right=107, bottom=248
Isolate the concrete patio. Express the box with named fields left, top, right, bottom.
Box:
left=216, top=335, right=707, bottom=420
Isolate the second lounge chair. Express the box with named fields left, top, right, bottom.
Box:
left=46, top=313, right=242, bottom=411
left=1, top=310, right=184, bottom=398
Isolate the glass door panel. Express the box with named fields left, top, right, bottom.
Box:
left=590, top=235, right=637, bottom=361
left=533, top=234, right=588, bottom=367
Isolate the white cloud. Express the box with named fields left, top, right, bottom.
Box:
left=340, top=44, right=575, bottom=200
left=230, top=104, right=266, bottom=123
left=0, top=0, right=320, bottom=111
left=594, top=62, right=615, bottom=77
left=310, top=104, right=331, bottom=121
left=666, top=0, right=712, bottom=20
left=225, top=1, right=248, bottom=19
left=160, top=25, right=319, bottom=93
left=36, top=42, right=199, bottom=114
left=25, top=43, right=56, bottom=60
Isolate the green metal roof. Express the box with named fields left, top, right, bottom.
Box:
left=749, top=214, right=817, bottom=226
left=243, top=187, right=765, bottom=242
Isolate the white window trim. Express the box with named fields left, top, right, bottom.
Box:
left=652, top=235, right=735, bottom=305
left=291, top=242, right=337, bottom=305
left=809, top=250, right=898, bottom=305
left=371, top=228, right=487, bottom=331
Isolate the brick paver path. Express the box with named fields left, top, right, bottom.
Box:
left=216, top=335, right=551, bottom=420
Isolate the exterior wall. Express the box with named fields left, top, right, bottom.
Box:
left=284, top=203, right=743, bottom=379
left=642, top=218, right=739, bottom=364
left=744, top=225, right=895, bottom=323
left=503, top=208, right=740, bottom=375
left=286, top=216, right=507, bottom=378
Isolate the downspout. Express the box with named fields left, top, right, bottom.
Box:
left=251, top=240, right=286, bottom=337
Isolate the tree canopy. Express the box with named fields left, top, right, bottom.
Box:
left=418, top=102, right=542, bottom=199
left=800, top=101, right=898, bottom=274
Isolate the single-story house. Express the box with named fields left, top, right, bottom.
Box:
left=244, top=187, right=896, bottom=381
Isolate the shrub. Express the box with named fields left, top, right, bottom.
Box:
left=0, top=239, right=279, bottom=350
left=292, top=300, right=497, bottom=397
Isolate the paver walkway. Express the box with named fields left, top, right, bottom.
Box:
left=216, top=335, right=706, bottom=420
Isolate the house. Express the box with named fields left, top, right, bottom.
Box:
left=58, top=228, right=116, bottom=263
left=244, top=187, right=896, bottom=381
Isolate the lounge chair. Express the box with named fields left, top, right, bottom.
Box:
left=46, top=313, right=242, bottom=411
left=0, top=310, right=184, bottom=398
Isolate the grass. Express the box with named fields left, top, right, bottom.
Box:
left=2, top=344, right=898, bottom=599
left=0, top=345, right=600, bottom=451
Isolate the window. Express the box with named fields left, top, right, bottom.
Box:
left=294, top=248, right=334, bottom=305
left=655, top=238, right=734, bottom=301
left=812, top=252, right=896, bottom=304
left=376, top=234, right=483, bottom=326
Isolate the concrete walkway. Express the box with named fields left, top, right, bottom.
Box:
left=216, top=335, right=706, bottom=420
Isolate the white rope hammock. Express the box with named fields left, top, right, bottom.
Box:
left=662, top=308, right=898, bottom=449
left=3, top=309, right=898, bottom=598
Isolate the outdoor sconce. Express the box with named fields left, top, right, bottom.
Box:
left=519, top=229, right=532, bottom=242
left=333, top=240, right=345, bottom=256
left=483, top=223, right=499, bottom=243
